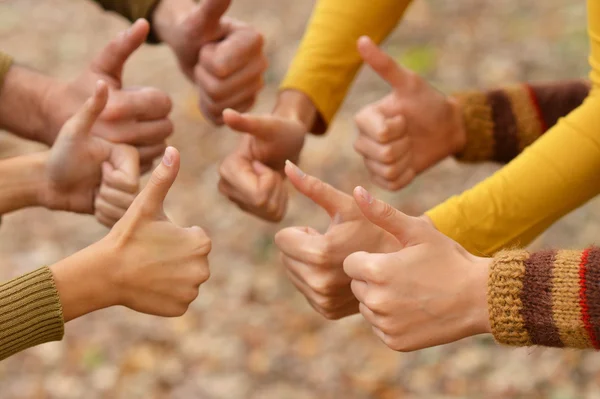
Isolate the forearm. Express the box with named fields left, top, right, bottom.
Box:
left=426, top=94, right=600, bottom=256
left=488, top=247, right=600, bottom=349
left=0, top=65, right=57, bottom=144
left=0, top=152, right=49, bottom=215
left=280, top=0, right=412, bottom=133
left=0, top=267, right=64, bottom=361
left=49, top=242, right=117, bottom=322
left=454, top=80, right=590, bottom=163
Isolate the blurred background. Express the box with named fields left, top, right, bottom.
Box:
left=0, top=0, right=596, bottom=398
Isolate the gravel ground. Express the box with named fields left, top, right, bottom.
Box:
left=0, top=0, right=598, bottom=398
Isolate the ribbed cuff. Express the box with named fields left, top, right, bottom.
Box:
left=453, top=91, right=495, bottom=163
left=0, top=52, right=14, bottom=94
left=488, top=248, right=600, bottom=350
left=0, top=266, right=64, bottom=360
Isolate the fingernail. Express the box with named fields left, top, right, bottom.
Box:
left=285, top=160, right=306, bottom=178
left=357, top=186, right=373, bottom=204
left=162, top=147, right=174, bottom=166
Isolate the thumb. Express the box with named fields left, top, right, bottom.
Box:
left=357, top=36, right=407, bottom=89
left=285, top=160, right=354, bottom=220
left=90, top=19, right=149, bottom=82
left=187, top=0, right=231, bottom=38
left=67, top=80, right=109, bottom=137
left=133, top=146, right=180, bottom=216
left=223, top=108, right=277, bottom=142
left=353, top=186, right=421, bottom=242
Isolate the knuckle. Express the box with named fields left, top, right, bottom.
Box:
left=173, top=303, right=190, bottom=317
left=203, top=79, right=227, bottom=103
left=381, top=165, right=400, bottom=180
left=183, top=287, right=200, bottom=303
left=380, top=146, right=396, bottom=164
left=320, top=309, right=343, bottom=321
left=308, top=275, right=335, bottom=297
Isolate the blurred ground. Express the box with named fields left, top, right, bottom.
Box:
left=0, top=0, right=598, bottom=398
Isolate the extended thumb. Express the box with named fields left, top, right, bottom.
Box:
left=357, top=36, right=406, bottom=89
left=135, top=146, right=180, bottom=214
left=67, top=80, right=109, bottom=136
left=91, top=19, right=149, bottom=81
left=353, top=186, right=417, bottom=240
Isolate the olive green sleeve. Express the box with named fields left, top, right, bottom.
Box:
left=92, top=0, right=163, bottom=42
left=0, top=267, right=64, bottom=361
left=0, top=51, right=14, bottom=93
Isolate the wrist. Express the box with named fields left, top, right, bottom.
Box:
left=273, top=90, right=318, bottom=132
left=467, top=256, right=492, bottom=335
left=152, top=0, right=195, bottom=46
left=49, top=241, right=119, bottom=322
left=447, top=96, right=467, bottom=155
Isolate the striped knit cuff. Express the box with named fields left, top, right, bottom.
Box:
left=0, top=266, right=64, bottom=361
left=453, top=84, right=544, bottom=163
left=0, top=52, right=14, bottom=93
left=488, top=248, right=600, bottom=349
left=454, top=81, right=590, bottom=164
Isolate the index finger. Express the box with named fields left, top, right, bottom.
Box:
left=105, top=88, right=173, bottom=121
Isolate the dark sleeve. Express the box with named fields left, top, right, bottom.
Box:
left=92, top=0, right=163, bottom=43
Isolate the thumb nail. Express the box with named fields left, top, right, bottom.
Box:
left=162, top=147, right=175, bottom=167
left=356, top=186, right=373, bottom=204
left=285, top=160, right=306, bottom=179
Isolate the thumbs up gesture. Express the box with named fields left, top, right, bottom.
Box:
left=218, top=109, right=306, bottom=222
left=353, top=37, right=466, bottom=191
left=344, top=187, right=491, bottom=351
left=53, top=147, right=212, bottom=322
left=103, top=146, right=212, bottom=316
left=43, top=81, right=140, bottom=227
left=152, top=0, right=267, bottom=124
left=43, top=19, right=174, bottom=172
left=274, top=162, right=401, bottom=319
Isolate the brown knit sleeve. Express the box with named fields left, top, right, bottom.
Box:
left=0, top=266, right=64, bottom=360
left=488, top=247, right=600, bottom=350
left=92, top=0, right=162, bottom=43
left=0, top=51, right=14, bottom=94
left=454, top=80, right=590, bottom=163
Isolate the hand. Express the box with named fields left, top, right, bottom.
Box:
left=42, top=81, right=140, bottom=227
left=43, top=19, right=173, bottom=172
left=343, top=186, right=491, bottom=352
left=218, top=109, right=305, bottom=221
left=153, top=0, right=267, bottom=124
left=51, top=147, right=212, bottom=321
left=274, top=162, right=401, bottom=319
left=353, top=36, right=466, bottom=191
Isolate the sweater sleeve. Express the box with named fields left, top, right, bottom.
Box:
left=488, top=247, right=600, bottom=349
left=0, top=52, right=13, bottom=93
left=455, top=80, right=590, bottom=163
left=424, top=0, right=600, bottom=256
left=279, top=0, right=413, bottom=133
left=0, top=267, right=64, bottom=361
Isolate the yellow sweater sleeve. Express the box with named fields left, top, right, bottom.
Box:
left=426, top=0, right=600, bottom=257
left=279, top=0, right=413, bottom=133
